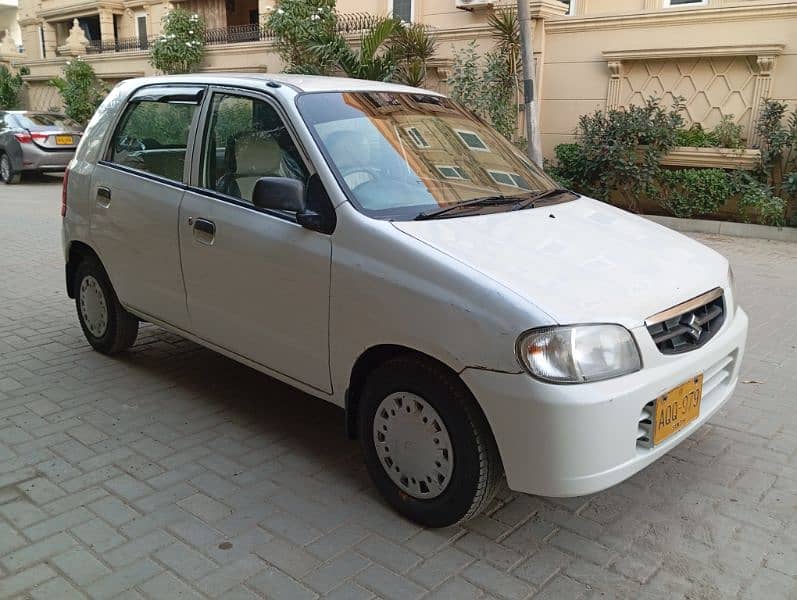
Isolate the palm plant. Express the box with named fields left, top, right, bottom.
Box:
left=390, top=23, right=437, bottom=87
left=313, top=17, right=401, bottom=81
left=487, top=8, right=521, bottom=137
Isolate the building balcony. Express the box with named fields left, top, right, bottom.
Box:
left=82, top=13, right=382, bottom=55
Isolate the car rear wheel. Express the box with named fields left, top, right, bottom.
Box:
left=74, top=258, right=139, bottom=354
left=0, top=153, right=21, bottom=184
left=358, top=355, right=504, bottom=527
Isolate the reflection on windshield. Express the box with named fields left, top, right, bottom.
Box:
left=298, top=92, right=559, bottom=219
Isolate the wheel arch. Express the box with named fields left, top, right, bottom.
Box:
left=66, top=240, right=102, bottom=298
left=344, top=344, right=494, bottom=444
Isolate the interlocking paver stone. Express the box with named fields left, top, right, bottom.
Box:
left=1, top=179, right=797, bottom=599
left=52, top=547, right=112, bottom=586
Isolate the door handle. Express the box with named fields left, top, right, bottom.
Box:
left=192, top=217, right=216, bottom=245
left=193, top=218, right=215, bottom=236
left=96, top=186, right=111, bottom=207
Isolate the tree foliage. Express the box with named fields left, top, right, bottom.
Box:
left=447, top=9, right=521, bottom=142
left=49, top=58, right=107, bottom=125
left=267, top=0, right=437, bottom=86
left=150, top=9, right=206, bottom=74
left=0, top=66, right=25, bottom=110
left=265, top=0, right=338, bottom=74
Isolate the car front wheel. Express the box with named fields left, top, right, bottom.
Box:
left=74, top=258, right=139, bottom=354
left=0, top=153, right=21, bottom=184
left=358, top=355, right=504, bottom=527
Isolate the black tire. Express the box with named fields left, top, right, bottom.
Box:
left=74, top=258, right=139, bottom=354
left=0, top=153, right=21, bottom=184
left=358, top=355, right=504, bottom=527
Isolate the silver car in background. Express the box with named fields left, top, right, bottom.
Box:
left=0, top=111, right=83, bottom=184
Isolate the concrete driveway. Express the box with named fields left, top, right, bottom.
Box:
left=0, top=178, right=795, bottom=599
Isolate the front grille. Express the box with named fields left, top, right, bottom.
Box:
left=646, top=288, right=725, bottom=354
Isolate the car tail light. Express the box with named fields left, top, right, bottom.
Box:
left=61, top=167, right=70, bottom=217
left=14, top=132, right=49, bottom=143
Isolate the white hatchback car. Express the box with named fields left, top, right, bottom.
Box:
left=62, top=74, right=748, bottom=527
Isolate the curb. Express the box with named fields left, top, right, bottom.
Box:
left=643, top=215, right=797, bottom=243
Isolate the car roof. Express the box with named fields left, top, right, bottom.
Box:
left=122, top=73, right=443, bottom=96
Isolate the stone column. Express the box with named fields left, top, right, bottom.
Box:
left=607, top=61, right=624, bottom=109
left=572, top=0, right=588, bottom=16
left=0, top=30, right=18, bottom=70
left=99, top=9, right=115, bottom=44
left=42, top=21, right=57, bottom=59
left=644, top=0, right=659, bottom=9
left=748, top=55, right=776, bottom=146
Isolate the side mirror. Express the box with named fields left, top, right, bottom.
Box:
left=252, top=177, right=306, bottom=212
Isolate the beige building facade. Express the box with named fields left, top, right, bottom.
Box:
left=3, top=0, right=796, bottom=159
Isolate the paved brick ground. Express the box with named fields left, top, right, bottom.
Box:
left=1, top=177, right=796, bottom=599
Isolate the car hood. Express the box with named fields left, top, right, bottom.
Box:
left=392, top=197, right=728, bottom=328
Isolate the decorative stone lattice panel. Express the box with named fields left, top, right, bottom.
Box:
left=27, top=83, right=63, bottom=112
left=618, top=56, right=757, bottom=132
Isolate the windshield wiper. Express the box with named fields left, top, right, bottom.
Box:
left=415, top=195, right=529, bottom=220
left=523, top=188, right=577, bottom=204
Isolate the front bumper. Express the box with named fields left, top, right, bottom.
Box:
left=462, top=306, right=748, bottom=497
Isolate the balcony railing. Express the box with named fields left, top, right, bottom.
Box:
left=84, top=13, right=384, bottom=54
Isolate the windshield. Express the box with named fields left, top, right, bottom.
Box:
left=297, top=92, right=561, bottom=220
left=13, top=113, right=81, bottom=130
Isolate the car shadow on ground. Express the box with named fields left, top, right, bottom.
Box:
left=17, top=172, right=65, bottom=185
left=88, top=322, right=379, bottom=502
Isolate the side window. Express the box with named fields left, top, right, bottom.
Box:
left=108, top=100, right=197, bottom=182
left=201, top=93, right=308, bottom=205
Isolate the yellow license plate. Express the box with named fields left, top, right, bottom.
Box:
left=652, top=373, right=703, bottom=445
left=55, top=135, right=74, bottom=145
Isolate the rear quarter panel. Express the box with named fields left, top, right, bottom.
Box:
left=62, top=83, right=133, bottom=261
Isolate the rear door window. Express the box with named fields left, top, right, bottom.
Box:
left=108, top=99, right=199, bottom=182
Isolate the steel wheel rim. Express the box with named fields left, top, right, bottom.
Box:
left=79, top=275, right=108, bottom=338
left=0, top=156, right=9, bottom=181
left=373, top=392, right=454, bottom=500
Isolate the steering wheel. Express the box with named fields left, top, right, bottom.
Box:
left=118, top=135, right=145, bottom=152
left=339, top=166, right=381, bottom=190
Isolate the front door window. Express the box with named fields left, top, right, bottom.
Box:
left=201, top=93, right=308, bottom=205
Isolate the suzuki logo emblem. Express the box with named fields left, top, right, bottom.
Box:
left=683, top=314, right=703, bottom=341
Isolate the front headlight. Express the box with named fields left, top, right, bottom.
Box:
left=517, top=324, right=642, bottom=384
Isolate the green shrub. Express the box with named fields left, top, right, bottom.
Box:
left=712, top=115, right=744, bottom=149
left=675, top=123, right=715, bottom=148
left=150, top=9, right=206, bottom=74
left=545, top=142, right=582, bottom=189
left=734, top=175, right=787, bottom=227
left=659, top=168, right=734, bottom=218
left=569, top=97, right=684, bottom=211
left=674, top=116, right=744, bottom=149
left=49, top=58, right=108, bottom=125
left=0, top=66, right=25, bottom=110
